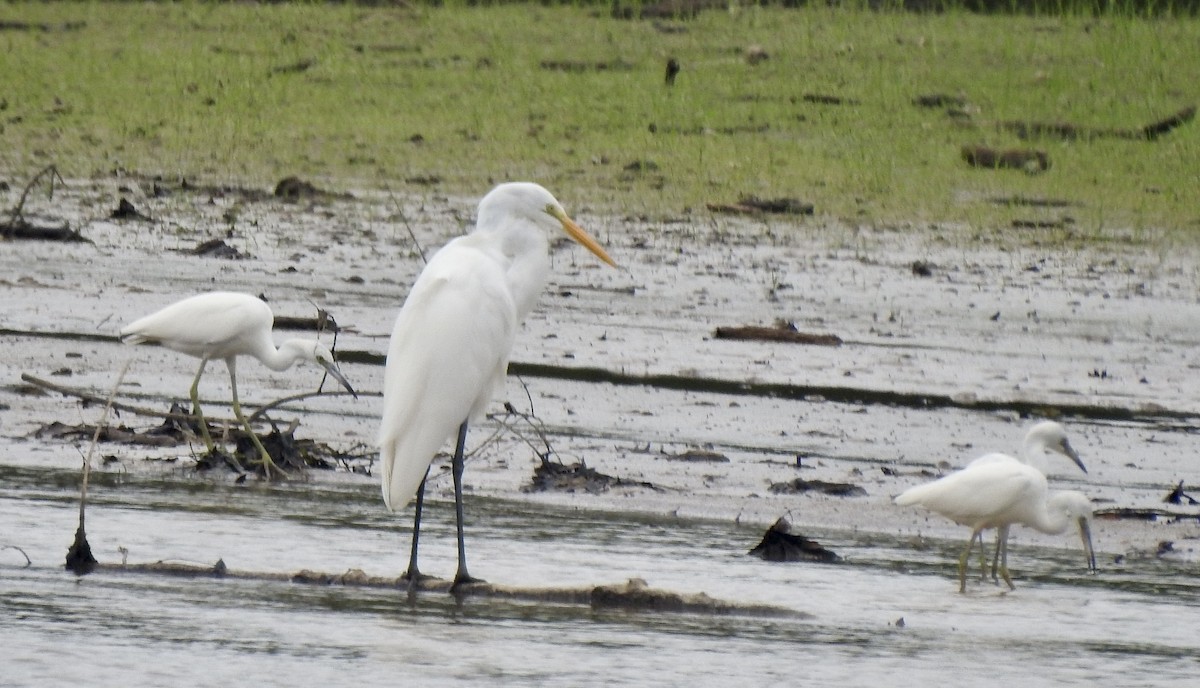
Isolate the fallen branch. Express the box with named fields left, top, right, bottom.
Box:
left=22, top=372, right=211, bottom=424
left=96, top=561, right=802, bottom=617
left=714, top=324, right=842, bottom=346
left=22, top=372, right=354, bottom=431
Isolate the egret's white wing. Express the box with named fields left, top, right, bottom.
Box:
left=379, top=240, right=517, bottom=511
left=120, top=292, right=272, bottom=360
left=895, top=461, right=1047, bottom=528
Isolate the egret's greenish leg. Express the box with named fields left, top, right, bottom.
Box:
left=992, top=526, right=1010, bottom=583
left=998, top=561, right=1015, bottom=590
left=958, top=530, right=982, bottom=593
left=975, top=532, right=988, bottom=580
left=189, top=359, right=217, bottom=452
left=226, top=359, right=284, bottom=479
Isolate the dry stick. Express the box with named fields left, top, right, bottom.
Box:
left=246, top=388, right=363, bottom=425
left=2, top=545, right=32, bottom=567
left=22, top=372, right=226, bottom=425
left=65, top=361, right=130, bottom=574
left=5, top=164, right=65, bottom=234
left=23, top=372, right=353, bottom=440
left=386, top=187, right=428, bottom=264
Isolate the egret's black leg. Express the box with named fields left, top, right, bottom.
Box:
left=450, top=421, right=484, bottom=590
left=402, top=467, right=430, bottom=590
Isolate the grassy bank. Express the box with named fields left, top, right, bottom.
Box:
left=0, top=3, right=1196, bottom=237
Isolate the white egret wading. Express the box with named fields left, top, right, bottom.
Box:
left=379, top=182, right=617, bottom=590
left=966, top=421, right=1094, bottom=582
left=121, top=292, right=357, bottom=478
left=895, top=421, right=1095, bottom=592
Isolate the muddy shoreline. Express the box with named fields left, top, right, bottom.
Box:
left=2, top=175, right=1198, bottom=568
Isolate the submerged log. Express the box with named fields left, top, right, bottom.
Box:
left=95, top=561, right=804, bottom=618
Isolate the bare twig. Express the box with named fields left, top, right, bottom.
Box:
left=245, top=388, right=361, bottom=425
left=1, top=545, right=32, bottom=567
left=66, top=360, right=129, bottom=575
left=7, top=164, right=65, bottom=232
left=23, top=372, right=203, bottom=422
left=386, top=187, right=427, bottom=264
left=22, top=371, right=358, bottom=429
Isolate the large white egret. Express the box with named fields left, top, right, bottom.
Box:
left=120, top=291, right=358, bottom=478
left=895, top=421, right=1092, bottom=592
left=379, top=182, right=617, bottom=590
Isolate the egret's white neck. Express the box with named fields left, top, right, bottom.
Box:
left=1028, top=494, right=1076, bottom=535
left=480, top=217, right=552, bottom=320
left=257, top=339, right=313, bottom=371
left=1020, top=435, right=1056, bottom=474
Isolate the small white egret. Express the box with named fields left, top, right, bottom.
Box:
left=120, top=291, right=358, bottom=477
left=966, top=421, right=1089, bottom=581
left=379, top=182, right=616, bottom=590
left=895, top=421, right=1091, bottom=592
left=990, top=490, right=1096, bottom=587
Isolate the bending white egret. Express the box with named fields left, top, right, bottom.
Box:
left=895, top=421, right=1091, bottom=592
left=967, top=421, right=1090, bottom=581
left=379, top=182, right=617, bottom=590
left=120, top=291, right=358, bottom=478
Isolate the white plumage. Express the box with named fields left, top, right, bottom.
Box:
left=895, top=421, right=1094, bottom=592
left=378, top=182, right=616, bottom=587
left=121, top=291, right=356, bottom=477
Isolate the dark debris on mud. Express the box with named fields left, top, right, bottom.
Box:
left=661, top=448, right=729, bottom=463
left=33, top=408, right=373, bottom=478
left=706, top=195, right=815, bottom=216
left=768, top=477, right=867, bottom=497
left=748, top=517, right=840, bottom=563
left=524, top=457, right=661, bottom=494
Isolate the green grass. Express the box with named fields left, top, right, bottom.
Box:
left=1, top=3, right=1197, bottom=239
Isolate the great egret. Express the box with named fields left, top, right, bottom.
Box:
left=379, top=182, right=616, bottom=590
left=120, top=291, right=358, bottom=478
left=967, top=421, right=1089, bottom=582
left=895, top=421, right=1092, bottom=592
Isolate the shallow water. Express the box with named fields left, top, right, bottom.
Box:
left=3, top=458, right=1198, bottom=687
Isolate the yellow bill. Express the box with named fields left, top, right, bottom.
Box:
left=550, top=206, right=618, bottom=268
